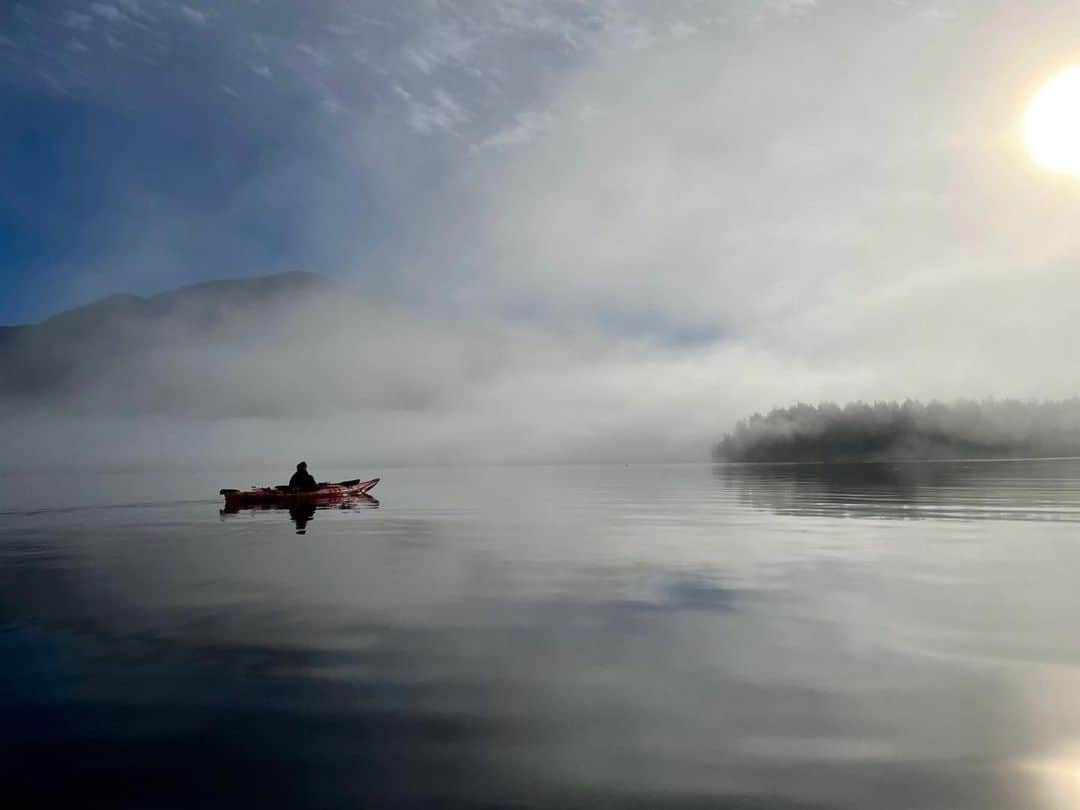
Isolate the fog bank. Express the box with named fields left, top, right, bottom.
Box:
left=0, top=272, right=738, bottom=468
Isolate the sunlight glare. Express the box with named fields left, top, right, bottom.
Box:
left=1026, top=67, right=1080, bottom=176
left=1022, top=745, right=1080, bottom=810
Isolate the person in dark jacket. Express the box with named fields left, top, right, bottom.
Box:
left=289, top=461, right=318, bottom=491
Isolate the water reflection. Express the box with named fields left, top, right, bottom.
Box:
left=290, top=502, right=317, bottom=533
left=716, top=459, right=1080, bottom=521
left=6, top=464, right=1080, bottom=808
left=220, top=494, right=379, bottom=533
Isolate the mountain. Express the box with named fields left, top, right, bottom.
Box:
left=10, top=270, right=337, bottom=338
left=0, top=271, right=372, bottom=417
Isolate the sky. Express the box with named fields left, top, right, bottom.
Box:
left=3, top=0, right=691, bottom=323
left=5, top=0, right=1080, bottom=464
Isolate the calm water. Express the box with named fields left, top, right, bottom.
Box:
left=5, top=460, right=1080, bottom=809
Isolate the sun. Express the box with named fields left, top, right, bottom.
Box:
left=1025, top=67, right=1080, bottom=176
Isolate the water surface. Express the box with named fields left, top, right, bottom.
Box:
left=4, top=461, right=1080, bottom=809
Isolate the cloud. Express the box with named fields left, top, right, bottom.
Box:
left=669, top=21, right=698, bottom=40
left=759, top=0, right=818, bottom=19
left=180, top=5, right=207, bottom=26
left=62, top=11, right=93, bottom=30
left=297, top=43, right=332, bottom=69
left=397, top=86, right=469, bottom=134
left=91, top=3, right=127, bottom=23
left=437, top=1, right=1080, bottom=413
left=404, top=47, right=437, bottom=74
left=402, top=18, right=477, bottom=74
left=473, top=109, right=553, bottom=150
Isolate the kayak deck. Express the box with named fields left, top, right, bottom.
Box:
left=220, top=477, right=379, bottom=508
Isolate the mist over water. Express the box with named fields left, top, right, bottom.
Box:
left=0, top=273, right=728, bottom=467
left=6, top=461, right=1080, bottom=809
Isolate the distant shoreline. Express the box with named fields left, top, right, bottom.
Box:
left=714, top=399, right=1080, bottom=463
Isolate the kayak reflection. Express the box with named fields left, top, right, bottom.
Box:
left=289, top=503, right=316, bottom=534
left=220, top=493, right=380, bottom=534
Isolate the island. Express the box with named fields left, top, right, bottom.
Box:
left=714, top=399, right=1080, bottom=462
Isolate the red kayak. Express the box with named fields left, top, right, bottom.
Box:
left=220, top=477, right=379, bottom=509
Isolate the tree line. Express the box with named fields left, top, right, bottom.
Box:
left=714, top=398, right=1080, bottom=462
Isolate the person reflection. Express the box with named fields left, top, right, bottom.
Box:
left=289, top=503, right=317, bottom=534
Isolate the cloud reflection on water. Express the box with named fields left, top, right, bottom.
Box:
left=5, top=464, right=1080, bottom=808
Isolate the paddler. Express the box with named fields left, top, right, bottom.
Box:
left=288, top=461, right=318, bottom=491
